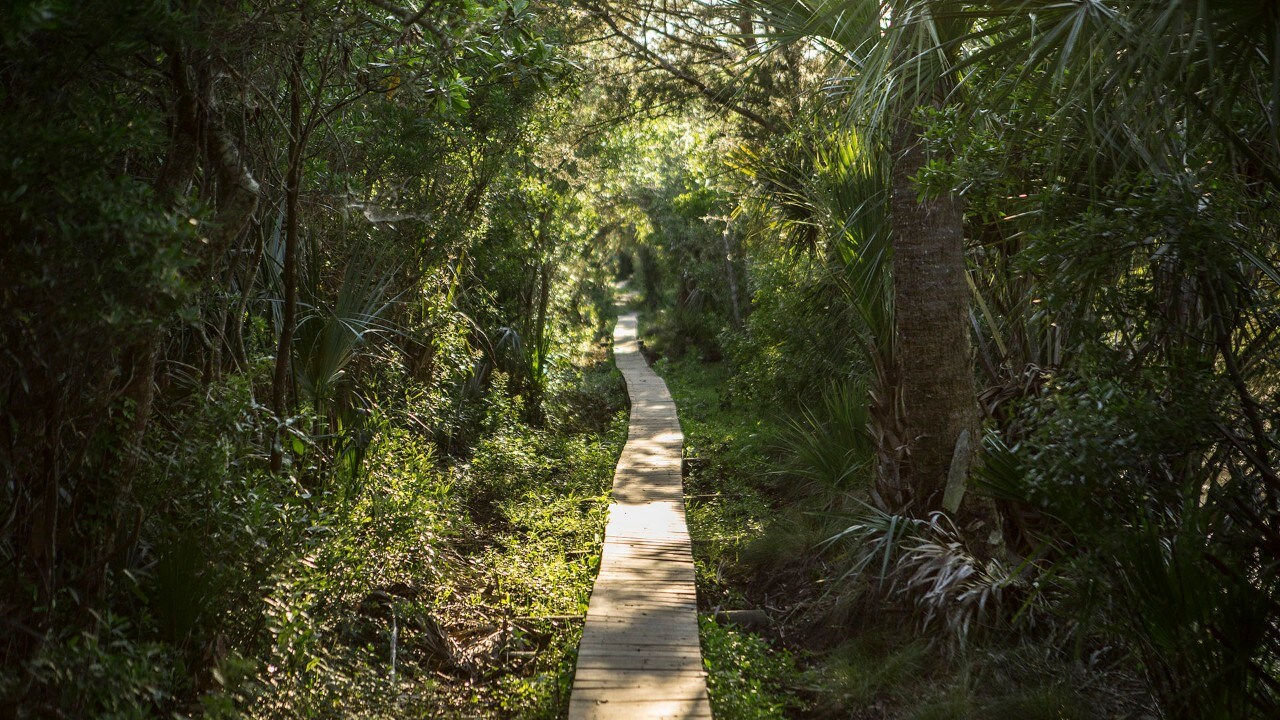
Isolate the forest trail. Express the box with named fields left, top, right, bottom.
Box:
left=568, top=312, right=712, bottom=719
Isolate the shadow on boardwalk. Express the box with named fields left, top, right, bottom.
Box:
left=568, top=312, right=712, bottom=719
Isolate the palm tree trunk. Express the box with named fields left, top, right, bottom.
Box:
left=887, top=119, right=977, bottom=512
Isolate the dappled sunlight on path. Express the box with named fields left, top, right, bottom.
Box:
left=568, top=313, right=712, bottom=719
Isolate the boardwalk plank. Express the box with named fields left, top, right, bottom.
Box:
left=568, top=312, right=712, bottom=719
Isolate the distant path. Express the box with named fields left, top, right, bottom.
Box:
left=568, top=312, right=712, bottom=719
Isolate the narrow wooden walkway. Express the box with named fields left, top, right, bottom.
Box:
left=568, top=312, right=712, bottom=719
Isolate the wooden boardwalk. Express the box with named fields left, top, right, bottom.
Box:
left=568, top=312, right=712, bottom=719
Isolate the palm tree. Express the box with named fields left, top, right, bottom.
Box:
left=742, top=0, right=1280, bottom=505
left=741, top=3, right=1280, bottom=712
left=738, top=1, right=986, bottom=526
left=891, top=3, right=1280, bottom=713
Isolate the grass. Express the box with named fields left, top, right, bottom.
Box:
left=810, top=634, right=931, bottom=709
left=700, top=615, right=801, bottom=719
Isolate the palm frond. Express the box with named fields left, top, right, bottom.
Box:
left=294, top=253, right=400, bottom=411
left=775, top=378, right=875, bottom=496
left=824, top=502, right=1035, bottom=643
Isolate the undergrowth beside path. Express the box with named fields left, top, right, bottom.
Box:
left=346, top=340, right=628, bottom=718
left=413, top=347, right=627, bottom=718
left=86, top=335, right=625, bottom=719
left=650, top=351, right=1134, bottom=720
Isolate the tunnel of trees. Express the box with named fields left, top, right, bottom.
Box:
left=2, top=1, right=1279, bottom=718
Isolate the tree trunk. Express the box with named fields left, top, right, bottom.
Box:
left=887, top=119, right=977, bottom=513
left=270, top=32, right=307, bottom=474
left=113, top=49, right=201, bottom=477
left=230, top=227, right=265, bottom=372
left=720, top=225, right=743, bottom=328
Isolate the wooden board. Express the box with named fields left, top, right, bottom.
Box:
left=568, top=312, right=713, bottom=719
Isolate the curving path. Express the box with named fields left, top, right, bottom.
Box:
left=568, top=312, right=712, bottom=719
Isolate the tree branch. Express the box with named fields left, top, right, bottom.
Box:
left=584, top=1, right=776, bottom=133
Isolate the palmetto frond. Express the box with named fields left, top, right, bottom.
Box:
left=735, top=0, right=968, bottom=131
left=294, top=253, right=400, bottom=412
left=739, top=1, right=1280, bottom=186
left=775, top=378, right=875, bottom=497
left=937, top=0, right=1280, bottom=186
left=823, top=502, right=1034, bottom=642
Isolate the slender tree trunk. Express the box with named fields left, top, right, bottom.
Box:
left=530, top=260, right=553, bottom=422
left=154, top=52, right=201, bottom=210
left=270, top=32, right=307, bottom=474
left=113, top=50, right=200, bottom=477
left=887, top=119, right=977, bottom=512
left=104, top=50, right=199, bottom=544
left=230, top=228, right=265, bottom=372
left=720, top=225, right=743, bottom=328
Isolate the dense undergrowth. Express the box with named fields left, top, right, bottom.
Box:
left=618, top=8, right=1280, bottom=707
left=1, top=3, right=643, bottom=715
left=10, top=322, right=627, bottom=718
left=649, top=350, right=1146, bottom=720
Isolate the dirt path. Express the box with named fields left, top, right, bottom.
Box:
left=567, top=312, right=712, bottom=719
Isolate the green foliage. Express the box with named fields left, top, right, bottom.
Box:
left=809, top=635, right=930, bottom=709
left=0, top=3, right=203, bottom=657
left=0, top=1, right=632, bottom=714
left=27, top=613, right=177, bottom=720
left=543, top=354, right=629, bottom=436
left=699, top=615, right=802, bottom=719
left=290, top=250, right=398, bottom=415
left=772, top=379, right=874, bottom=497
left=245, top=424, right=454, bottom=717
left=8, top=0, right=1280, bottom=716
left=716, top=124, right=890, bottom=410
left=650, top=299, right=1122, bottom=720
left=604, top=117, right=739, bottom=360
left=978, top=371, right=1280, bottom=718
left=720, top=249, right=864, bottom=407
left=44, top=335, right=625, bottom=719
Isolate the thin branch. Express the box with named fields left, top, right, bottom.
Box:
left=584, top=0, right=776, bottom=133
